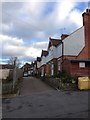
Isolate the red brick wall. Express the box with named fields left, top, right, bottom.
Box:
left=53, top=58, right=58, bottom=75
left=78, top=9, right=90, bottom=59
left=63, top=59, right=71, bottom=74
left=63, top=59, right=90, bottom=77
left=40, top=65, right=46, bottom=76
left=45, top=58, right=58, bottom=76
left=59, top=56, right=76, bottom=71
left=46, top=63, right=51, bottom=76
left=70, top=62, right=90, bottom=77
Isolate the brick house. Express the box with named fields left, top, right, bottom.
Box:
left=21, top=63, right=32, bottom=76
left=36, top=57, right=41, bottom=76
left=28, top=7, right=90, bottom=78
left=39, top=7, right=90, bottom=77
left=63, top=59, right=90, bottom=77
left=40, top=50, right=48, bottom=76
left=61, top=8, right=90, bottom=77
left=45, top=38, right=61, bottom=76
left=31, top=57, right=41, bottom=76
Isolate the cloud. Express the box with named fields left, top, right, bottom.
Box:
left=69, top=9, right=83, bottom=27
left=0, top=34, right=48, bottom=62
left=0, top=34, right=23, bottom=46
left=56, top=1, right=77, bottom=21
left=32, top=41, right=48, bottom=49
left=2, top=1, right=85, bottom=41
left=1, top=0, right=87, bottom=64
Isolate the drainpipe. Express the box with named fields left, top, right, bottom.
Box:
left=61, top=41, right=64, bottom=71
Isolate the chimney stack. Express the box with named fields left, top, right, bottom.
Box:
left=82, top=1, right=90, bottom=26
left=82, top=1, right=90, bottom=59
left=61, top=34, right=69, bottom=40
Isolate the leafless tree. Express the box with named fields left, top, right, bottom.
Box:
left=8, top=57, right=21, bottom=68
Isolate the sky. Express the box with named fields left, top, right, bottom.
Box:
left=0, top=0, right=89, bottom=66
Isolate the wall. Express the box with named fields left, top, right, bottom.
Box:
left=71, top=62, right=90, bottom=77
left=45, top=58, right=58, bottom=76
left=45, top=63, right=51, bottom=76
left=41, top=65, right=46, bottom=77
left=56, top=44, right=62, bottom=58
left=0, top=69, right=10, bottom=80
left=63, top=59, right=71, bottom=74
left=2, top=68, right=23, bottom=95
left=64, top=26, right=85, bottom=56
left=41, top=56, right=46, bottom=66
left=45, top=46, right=57, bottom=63
left=16, top=68, right=23, bottom=79
left=78, top=9, right=90, bottom=59
left=37, top=61, right=41, bottom=68
left=63, top=59, right=90, bottom=77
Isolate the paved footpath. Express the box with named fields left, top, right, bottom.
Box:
left=20, top=77, right=53, bottom=96
left=2, top=77, right=90, bottom=118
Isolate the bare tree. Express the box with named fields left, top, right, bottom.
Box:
left=8, top=57, right=21, bottom=68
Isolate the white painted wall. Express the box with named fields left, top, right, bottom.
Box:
left=0, top=69, right=10, bottom=80
left=46, top=46, right=57, bottom=63
left=37, top=61, right=41, bottom=68
left=46, top=50, right=53, bottom=63
left=64, top=26, right=85, bottom=56
left=56, top=44, right=62, bottom=58
left=41, top=56, right=46, bottom=66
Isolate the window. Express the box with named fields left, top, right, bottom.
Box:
left=85, top=62, right=90, bottom=68
left=58, top=61, right=60, bottom=71
left=79, top=62, right=90, bottom=68
left=51, top=63, right=54, bottom=76
left=41, top=67, right=44, bottom=76
left=79, top=62, right=85, bottom=68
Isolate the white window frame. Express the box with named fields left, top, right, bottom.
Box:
left=79, top=62, right=85, bottom=68
left=58, top=61, right=60, bottom=71
left=51, top=63, right=54, bottom=75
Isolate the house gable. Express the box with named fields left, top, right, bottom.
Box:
left=48, top=37, right=61, bottom=49
left=63, top=26, right=85, bottom=56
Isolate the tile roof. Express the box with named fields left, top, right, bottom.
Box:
left=61, top=34, right=69, bottom=40
left=37, top=57, right=41, bottom=62
left=41, top=50, right=48, bottom=57
left=0, top=64, right=14, bottom=69
left=48, top=37, right=62, bottom=49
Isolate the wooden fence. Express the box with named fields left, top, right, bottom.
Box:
left=2, top=68, right=23, bottom=95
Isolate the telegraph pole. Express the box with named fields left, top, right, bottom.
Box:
left=13, top=57, right=17, bottom=90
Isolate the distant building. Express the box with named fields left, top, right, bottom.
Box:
left=0, top=64, right=14, bottom=83
left=40, top=50, right=48, bottom=77
left=21, top=63, right=32, bottom=76
left=0, top=64, right=14, bottom=69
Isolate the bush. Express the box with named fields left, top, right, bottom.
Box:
left=57, top=70, right=77, bottom=84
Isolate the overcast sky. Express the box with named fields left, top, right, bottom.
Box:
left=0, top=0, right=89, bottom=66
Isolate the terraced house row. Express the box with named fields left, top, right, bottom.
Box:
left=22, top=8, right=90, bottom=78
